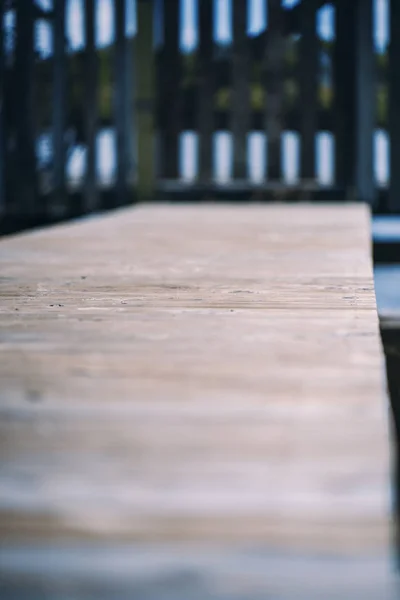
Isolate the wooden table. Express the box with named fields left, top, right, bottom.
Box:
left=0, top=204, right=396, bottom=598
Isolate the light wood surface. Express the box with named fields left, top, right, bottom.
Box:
left=0, top=204, right=395, bottom=597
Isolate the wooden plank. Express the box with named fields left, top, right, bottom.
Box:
left=299, top=0, right=318, bottom=180
left=334, top=0, right=356, bottom=195
left=232, top=0, right=250, bottom=180
left=355, top=0, right=375, bottom=206
left=389, top=0, right=400, bottom=213
left=135, top=0, right=155, bottom=200
left=84, top=0, right=99, bottom=212
left=0, top=204, right=393, bottom=594
left=114, top=0, right=128, bottom=206
left=197, top=0, right=214, bottom=183
left=265, top=0, right=285, bottom=181
left=159, top=0, right=181, bottom=179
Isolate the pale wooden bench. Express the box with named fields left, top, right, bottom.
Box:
left=0, top=204, right=396, bottom=598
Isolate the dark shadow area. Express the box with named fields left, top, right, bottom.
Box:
left=381, top=327, right=400, bottom=563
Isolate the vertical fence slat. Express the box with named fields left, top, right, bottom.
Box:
left=299, top=0, right=318, bottom=180
left=53, top=0, right=67, bottom=215
left=125, top=12, right=135, bottom=188
left=198, top=0, right=214, bottom=183
left=115, top=0, right=128, bottom=206
left=84, top=0, right=98, bottom=212
left=355, top=0, right=375, bottom=205
left=135, top=0, right=155, bottom=200
left=334, top=0, right=356, bottom=195
left=160, top=0, right=180, bottom=179
left=389, top=0, right=400, bottom=212
left=0, top=0, right=5, bottom=212
left=232, top=0, right=250, bottom=180
left=15, top=0, right=37, bottom=217
left=265, top=0, right=285, bottom=181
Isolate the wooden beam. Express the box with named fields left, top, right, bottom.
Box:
left=135, top=0, right=155, bottom=200
left=265, top=0, right=285, bottom=181
left=197, top=0, right=214, bottom=183
left=84, top=0, right=99, bottom=212
left=389, top=0, right=400, bottom=213
left=334, top=0, right=356, bottom=195
left=232, top=0, right=250, bottom=180
left=125, top=33, right=135, bottom=188
left=53, top=0, right=67, bottom=216
left=114, top=0, right=128, bottom=206
left=14, top=0, right=37, bottom=217
left=355, top=0, right=375, bottom=206
left=299, top=0, right=318, bottom=180
left=159, top=0, right=180, bottom=179
left=0, top=0, right=5, bottom=213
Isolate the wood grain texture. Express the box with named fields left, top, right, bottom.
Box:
left=0, top=204, right=394, bottom=595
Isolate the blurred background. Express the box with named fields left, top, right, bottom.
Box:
left=1, top=0, right=400, bottom=231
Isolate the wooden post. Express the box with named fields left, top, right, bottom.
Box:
left=232, top=0, right=250, bottom=181
left=265, top=0, right=285, bottom=182
left=159, top=0, right=180, bottom=180
left=15, top=0, right=37, bottom=218
left=389, top=0, right=400, bottom=213
left=53, top=0, right=67, bottom=216
left=115, top=0, right=128, bottom=206
left=0, top=0, right=5, bottom=213
left=84, top=0, right=99, bottom=212
left=125, top=27, right=135, bottom=188
left=299, top=0, right=318, bottom=181
left=135, top=0, right=155, bottom=200
left=334, top=0, right=356, bottom=196
left=355, top=0, right=375, bottom=206
left=198, top=0, right=214, bottom=183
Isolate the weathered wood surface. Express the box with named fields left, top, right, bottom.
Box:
left=0, top=204, right=395, bottom=597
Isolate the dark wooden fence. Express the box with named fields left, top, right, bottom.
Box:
left=0, top=0, right=399, bottom=234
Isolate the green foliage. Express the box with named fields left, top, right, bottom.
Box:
left=285, top=37, right=299, bottom=68
left=319, top=84, right=332, bottom=110
left=285, top=79, right=298, bottom=107
left=98, top=49, right=113, bottom=119
left=377, top=84, right=388, bottom=126
left=35, top=44, right=389, bottom=128
left=216, top=87, right=230, bottom=109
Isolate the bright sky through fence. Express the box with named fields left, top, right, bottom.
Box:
left=60, top=0, right=388, bottom=52
left=34, top=0, right=389, bottom=186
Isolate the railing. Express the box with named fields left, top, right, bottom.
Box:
left=0, top=0, right=399, bottom=234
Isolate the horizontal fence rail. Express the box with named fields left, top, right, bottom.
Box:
left=0, top=0, right=399, bottom=234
